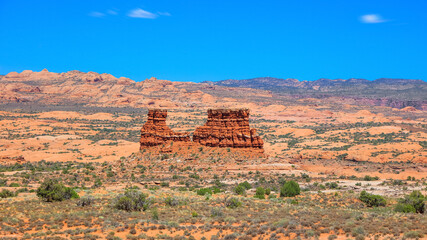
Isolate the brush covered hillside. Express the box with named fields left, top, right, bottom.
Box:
left=208, top=77, right=427, bottom=110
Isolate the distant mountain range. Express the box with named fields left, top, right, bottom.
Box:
left=204, top=77, right=427, bottom=110
left=206, top=77, right=426, bottom=99
left=1, top=70, right=426, bottom=110
left=206, top=77, right=426, bottom=100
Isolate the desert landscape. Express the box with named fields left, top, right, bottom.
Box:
left=0, top=69, right=426, bottom=239
left=1, top=1, right=427, bottom=239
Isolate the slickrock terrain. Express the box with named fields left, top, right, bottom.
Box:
left=140, top=109, right=190, bottom=147
left=193, top=109, right=263, bottom=149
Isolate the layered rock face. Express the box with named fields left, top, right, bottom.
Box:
left=140, top=108, right=264, bottom=151
left=140, top=109, right=190, bottom=148
left=193, top=109, right=264, bottom=149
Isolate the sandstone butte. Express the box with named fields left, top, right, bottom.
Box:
left=140, top=108, right=264, bottom=151
left=139, top=109, right=191, bottom=147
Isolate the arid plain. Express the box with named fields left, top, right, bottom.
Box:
left=0, top=70, right=426, bottom=239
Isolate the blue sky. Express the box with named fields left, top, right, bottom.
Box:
left=0, top=0, right=426, bottom=82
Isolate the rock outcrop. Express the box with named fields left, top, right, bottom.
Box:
left=193, top=109, right=263, bottom=149
left=139, top=108, right=264, bottom=151
left=140, top=109, right=190, bottom=148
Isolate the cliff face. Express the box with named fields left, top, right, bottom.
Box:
left=193, top=109, right=263, bottom=149
left=140, top=109, right=190, bottom=148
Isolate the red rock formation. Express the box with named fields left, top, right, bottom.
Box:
left=193, top=109, right=264, bottom=149
left=140, top=109, right=190, bottom=148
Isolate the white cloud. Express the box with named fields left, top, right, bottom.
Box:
left=89, top=11, right=105, bottom=18
left=360, top=14, right=388, bottom=24
left=127, top=8, right=157, bottom=19
left=107, top=10, right=118, bottom=15
left=158, top=12, right=171, bottom=16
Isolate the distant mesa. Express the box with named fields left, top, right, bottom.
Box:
left=140, top=108, right=264, bottom=151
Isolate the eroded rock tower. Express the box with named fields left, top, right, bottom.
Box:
left=193, top=109, right=263, bottom=149
left=139, top=109, right=190, bottom=148
left=140, top=108, right=263, bottom=150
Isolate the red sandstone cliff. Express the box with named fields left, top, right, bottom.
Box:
left=193, top=109, right=263, bottom=149
left=140, top=109, right=190, bottom=148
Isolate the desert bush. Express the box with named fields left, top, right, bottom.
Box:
left=196, top=188, right=212, bottom=196
left=112, top=190, right=150, bottom=211
left=234, top=185, right=246, bottom=195
left=93, top=179, right=102, bottom=188
left=0, top=189, right=16, bottom=198
left=325, top=182, right=338, bottom=189
left=212, top=186, right=221, bottom=194
left=36, top=179, right=79, bottom=202
left=239, top=181, right=252, bottom=190
left=280, top=181, right=300, bottom=197
left=77, top=196, right=94, bottom=207
left=254, top=187, right=265, bottom=199
left=265, top=188, right=271, bottom=195
left=403, top=231, right=424, bottom=239
left=352, top=226, right=365, bottom=237
left=225, top=197, right=242, bottom=209
left=394, top=203, right=416, bottom=213
left=165, top=196, right=181, bottom=206
left=151, top=208, right=159, bottom=220
left=363, top=175, right=379, bottom=181
left=359, top=191, right=386, bottom=207
left=211, top=207, right=224, bottom=217
left=395, top=191, right=425, bottom=213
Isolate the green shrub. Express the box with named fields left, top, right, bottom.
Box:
left=151, top=208, right=159, bottom=220
left=265, top=188, right=271, bottom=195
left=326, top=182, right=338, bottom=189
left=112, top=190, right=150, bottom=211
left=225, top=197, right=242, bottom=209
left=234, top=185, right=246, bottom=195
left=0, top=189, right=16, bottom=198
left=280, top=181, right=300, bottom=197
left=239, top=181, right=252, bottom=190
left=359, top=191, right=386, bottom=207
left=77, top=196, right=94, bottom=207
left=396, top=191, right=425, bottom=213
left=9, top=182, right=20, bottom=187
left=165, top=196, right=180, bottom=206
left=363, top=175, right=379, bottom=181
left=197, top=188, right=212, bottom=196
left=394, top=203, right=416, bottom=213
left=212, top=186, right=221, bottom=194
left=36, top=179, right=79, bottom=202
left=254, top=187, right=265, bottom=199
left=211, top=207, right=223, bottom=217
left=404, top=231, right=424, bottom=239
